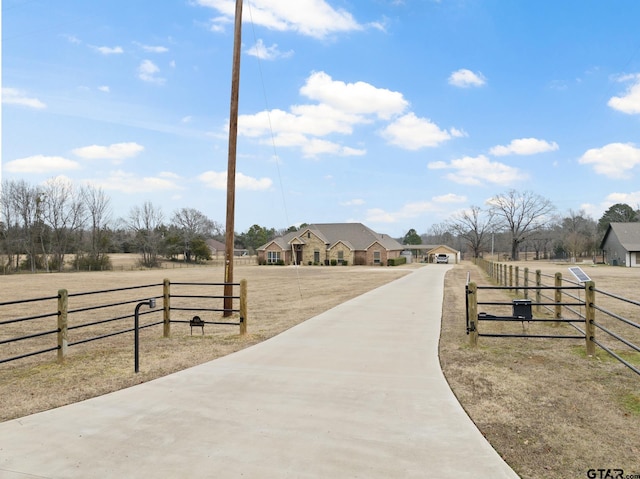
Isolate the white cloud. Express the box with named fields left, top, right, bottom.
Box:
left=72, top=142, right=144, bottom=163
left=433, top=193, right=467, bottom=204
left=429, top=155, right=524, bottom=186
left=300, top=71, right=408, bottom=120
left=246, top=39, right=293, bottom=60
left=196, top=0, right=362, bottom=39
left=2, top=88, right=46, bottom=109
left=365, top=201, right=438, bottom=224
left=92, top=45, right=123, bottom=55
left=380, top=113, right=453, bottom=150
left=137, top=43, right=169, bottom=53
left=198, top=171, right=273, bottom=190
left=448, top=69, right=487, bottom=88
left=98, top=86, right=110, bottom=93
left=89, top=170, right=181, bottom=193
left=608, top=74, right=640, bottom=114
left=138, top=60, right=166, bottom=84
left=578, top=142, right=640, bottom=179
left=5, top=155, right=80, bottom=173
left=490, top=138, right=559, bottom=156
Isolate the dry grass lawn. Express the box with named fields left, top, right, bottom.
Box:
left=1, top=255, right=639, bottom=479
left=440, top=261, right=640, bottom=479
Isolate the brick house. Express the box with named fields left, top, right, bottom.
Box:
left=257, top=223, right=405, bottom=266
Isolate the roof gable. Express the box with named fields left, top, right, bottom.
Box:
left=602, top=222, right=640, bottom=251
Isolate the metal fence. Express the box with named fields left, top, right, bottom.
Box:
left=0, top=279, right=247, bottom=366
left=468, top=259, right=640, bottom=377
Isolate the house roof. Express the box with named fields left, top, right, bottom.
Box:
left=601, top=222, right=640, bottom=252
left=258, top=223, right=404, bottom=251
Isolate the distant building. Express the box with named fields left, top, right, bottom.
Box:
left=257, top=223, right=405, bottom=266
left=600, top=222, right=640, bottom=267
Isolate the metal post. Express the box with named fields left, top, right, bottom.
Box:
left=163, top=279, right=170, bottom=338
left=134, top=299, right=156, bottom=373
left=239, top=279, right=247, bottom=335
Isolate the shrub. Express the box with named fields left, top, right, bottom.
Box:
left=387, top=256, right=407, bottom=266
left=330, top=259, right=337, bottom=266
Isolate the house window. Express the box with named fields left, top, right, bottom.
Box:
left=338, top=250, right=344, bottom=264
left=373, top=251, right=381, bottom=264
left=314, top=250, right=320, bottom=263
left=307, top=232, right=311, bottom=239
left=267, top=251, right=281, bottom=264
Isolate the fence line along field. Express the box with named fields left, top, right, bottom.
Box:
left=0, top=261, right=416, bottom=422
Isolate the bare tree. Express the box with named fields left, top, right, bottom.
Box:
left=447, top=206, right=494, bottom=258
left=127, top=202, right=165, bottom=267
left=81, top=185, right=113, bottom=270
left=488, top=190, right=555, bottom=261
left=41, top=178, right=86, bottom=271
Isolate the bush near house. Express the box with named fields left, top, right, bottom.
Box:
left=387, top=257, right=407, bottom=266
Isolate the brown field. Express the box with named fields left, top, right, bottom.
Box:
left=1, top=255, right=639, bottom=479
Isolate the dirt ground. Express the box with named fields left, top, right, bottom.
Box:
left=1, top=257, right=639, bottom=479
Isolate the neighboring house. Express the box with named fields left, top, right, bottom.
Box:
left=205, top=239, right=248, bottom=257
left=400, top=244, right=460, bottom=263
left=257, top=223, right=405, bottom=266
left=600, top=222, right=640, bottom=267
left=425, top=245, right=460, bottom=264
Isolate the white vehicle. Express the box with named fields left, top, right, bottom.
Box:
left=435, top=254, right=449, bottom=264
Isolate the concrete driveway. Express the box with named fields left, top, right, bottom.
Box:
left=0, top=265, right=519, bottom=478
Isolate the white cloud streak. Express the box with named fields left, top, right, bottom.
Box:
left=195, top=0, right=362, bottom=39
left=2, top=88, right=46, bottom=109
left=490, top=138, right=559, bottom=156
left=448, top=69, right=487, bottom=88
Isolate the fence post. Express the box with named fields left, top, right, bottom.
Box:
left=163, top=279, right=170, bottom=338
left=467, top=282, right=478, bottom=347
left=554, top=272, right=562, bottom=326
left=515, top=266, right=519, bottom=296
left=509, top=265, right=513, bottom=290
left=535, top=270, right=542, bottom=314
left=524, top=267, right=529, bottom=299
left=57, top=289, right=68, bottom=363
left=584, top=280, right=596, bottom=356
left=239, top=279, right=247, bottom=335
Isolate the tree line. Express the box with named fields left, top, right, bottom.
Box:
left=0, top=178, right=291, bottom=273
left=403, top=190, right=639, bottom=262
left=3, top=180, right=637, bottom=273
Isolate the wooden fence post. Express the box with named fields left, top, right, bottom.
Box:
left=584, top=280, right=596, bottom=356
left=536, top=270, right=542, bottom=314
left=515, top=266, right=519, bottom=296
left=57, top=289, right=68, bottom=363
left=554, top=272, right=562, bottom=326
left=524, top=267, right=529, bottom=299
left=509, top=265, right=513, bottom=290
left=467, top=282, right=478, bottom=347
left=239, top=279, right=247, bottom=335
left=163, top=279, right=170, bottom=338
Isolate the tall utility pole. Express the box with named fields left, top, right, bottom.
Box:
left=223, top=0, right=243, bottom=316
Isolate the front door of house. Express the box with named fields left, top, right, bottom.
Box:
left=295, top=245, right=303, bottom=265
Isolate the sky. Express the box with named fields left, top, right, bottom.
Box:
left=3, top=0, right=640, bottom=238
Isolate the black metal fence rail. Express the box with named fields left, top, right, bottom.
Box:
left=0, top=279, right=247, bottom=366
left=471, top=258, right=640, bottom=377
left=168, top=281, right=243, bottom=327
left=0, top=295, right=61, bottom=365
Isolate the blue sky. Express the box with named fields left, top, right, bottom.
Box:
left=3, top=0, right=640, bottom=238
